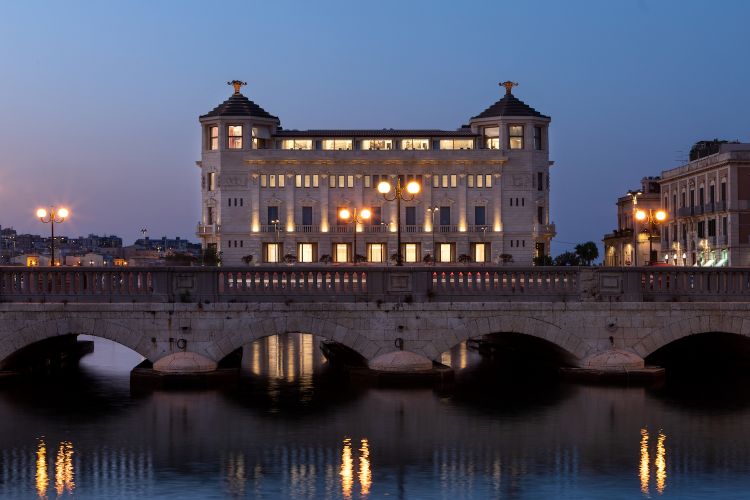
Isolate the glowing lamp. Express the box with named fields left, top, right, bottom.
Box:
left=36, top=208, right=47, bottom=218
left=377, top=181, right=391, bottom=194
left=406, top=181, right=420, bottom=195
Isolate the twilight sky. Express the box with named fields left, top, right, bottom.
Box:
left=1, top=0, right=748, bottom=255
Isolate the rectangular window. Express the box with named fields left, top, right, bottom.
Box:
left=439, top=139, right=474, bottom=150
left=304, top=175, right=311, bottom=188
left=508, top=125, right=524, bottom=149
left=433, top=175, right=439, bottom=188
left=697, top=221, right=705, bottom=238
left=467, top=175, right=474, bottom=188
left=261, top=174, right=268, bottom=188
left=440, top=206, right=451, bottom=226
left=209, top=126, right=219, bottom=150
left=367, top=243, right=385, bottom=263
left=438, top=243, right=453, bottom=263
left=723, top=216, right=728, bottom=236
left=371, top=207, right=382, bottom=226
left=699, top=187, right=705, bottom=206
left=296, top=175, right=302, bottom=188
left=334, top=243, right=350, bottom=263
left=401, top=139, right=430, bottom=150
left=708, top=219, right=716, bottom=237
left=721, top=182, right=727, bottom=202
left=312, top=175, right=319, bottom=187
left=264, top=243, right=281, bottom=263
left=472, top=243, right=489, bottom=263
left=322, top=139, right=352, bottom=150
left=483, top=127, right=500, bottom=149
left=690, top=190, right=695, bottom=207
left=476, top=174, right=483, bottom=188
left=269, top=174, right=276, bottom=188
left=329, top=175, right=336, bottom=188
left=710, top=185, right=716, bottom=204
left=405, top=206, right=416, bottom=226
left=338, top=175, right=345, bottom=188
left=361, top=139, right=393, bottom=150
left=533, top=126, right=543, bottom=150
left=537, top=172, right=544, bottom=191
left=302, top=206, right=313, bottom=226
left=298, top=243, right=316, bottom=263
left=475, top=206, right=486, bottom=226
left=537, top=206, right=544, bottom=224
left=267, top=206, right=279, bottom=224
left=281, top=139, right=313, bottom=150
left=207, top=172, right=216, bottom=191
left=403, top=243, right=419, bottom=263
left=228, top=125, right=242, bottom=149
left=485, top=174, right=492, bottom=188
left=364, top=176, right=371, bottom=188
left=206, top=206, right=214, bottom=225
left=347, top=175, right=354, bottom=188
left=450, top=174, right=457, bottom=188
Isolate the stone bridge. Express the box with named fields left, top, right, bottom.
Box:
left=2, top=266, right=750, bottom=375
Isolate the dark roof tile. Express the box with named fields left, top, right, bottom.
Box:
left=472, top=93, right=549, bottom=120
left=201, top=93, right=278, bottom=120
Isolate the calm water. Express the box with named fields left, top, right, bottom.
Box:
left=1, top=335, right=750, bottom=499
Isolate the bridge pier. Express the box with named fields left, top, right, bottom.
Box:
left=561, top=349, right=664, bottom=384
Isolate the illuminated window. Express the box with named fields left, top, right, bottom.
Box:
left=438, top=243, right=453, bottom=263
left=439, top=139, right=474, bottom=150
left=322, top=139, right=352, bottom=150
left=367, top=243, right=385, bottom=263
left=508, top=125, right=524, bottom=149
left=298, top=243, right=316, bottom=263
left=264, top=243, right=281, bottom=263
left=334, top=243, right=350, bottom=263
left=281, top=139, right=313, bottom=150
left=347, top=175, right=354, bottom=188
left=401, top=139, right=430, bottom=150
left=228, top=125, right=243, bottom=149
left=403, top=243, right=419, bottom=263
left=364, top=176, right=371, bottom=188
left=450, top=174, right=457, bottom=188
left=295, top=175, right=317, bottom=188
left=485, top=174, right=492, bottom=188
left=483, top=127, right=499, bottom=149
left=207, top=172, right=216, bottom=191
left=433, top=175, right=439, bottom=188
left=472, top=243, right=489, bottom=263
left=362, top=139, right=392, bottom=150
left=262, top=174, right=284, bottom=188
left=208, top=126, right=218, bottom=150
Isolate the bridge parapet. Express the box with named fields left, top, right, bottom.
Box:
left=2, top=266, right=750, bottom=303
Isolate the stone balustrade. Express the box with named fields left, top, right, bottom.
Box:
left=3, top=266, right=750, bottom=304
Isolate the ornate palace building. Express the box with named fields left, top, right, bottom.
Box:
left=197, top=80, right=555, bottom=266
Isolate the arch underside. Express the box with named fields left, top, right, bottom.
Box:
left=635, top=315, right=750, bottom=359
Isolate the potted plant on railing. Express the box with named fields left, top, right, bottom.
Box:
left=389, top=253, right=399, bottom=265
left=499, top=253, right=514, bottom=265
left=354, top=254, right=367, bottom=264
left=458, top=254, right=473, bottom=264
left=423, top=253, right=434, bottom=265
left=283, top=253, right=297, bottom=265
left=241, top=254, right=254, bottom=265
left=319, top=254, right=332, bottom=264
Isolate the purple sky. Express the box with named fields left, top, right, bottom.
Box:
left=1, top=1, right=748, bottom=255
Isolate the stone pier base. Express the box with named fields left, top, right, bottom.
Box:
left=560, top=348, right=665, bottom=384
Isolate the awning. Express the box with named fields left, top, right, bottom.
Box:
left=715, top=257, right=728, bottom=267
left=703, top=258, right=716, bottom=267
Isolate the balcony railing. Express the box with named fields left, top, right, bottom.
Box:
left=438, top=225, right=458, bottom=233
left=196, top=224, right=219, bottom=235
left=467, top=225, right=491, bottom=233
left=294, top=225, right=320, bottom=233
left=364, top=225, right=388, bottom=233
left=403, top=225, right=421, bottom=233
left=260, top=225, right=283, bottom=233
left=533, top=223, right=556, bottom=235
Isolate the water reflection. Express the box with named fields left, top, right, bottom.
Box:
left=54, top=441, right=75, bottom=496
left=656, top=431, right=667, bottom=494
left=35, top=439, right=48, bottom=498
left=639, top=428, right=668, bottom=496
left=244, top=333, right=328, bottom=384
left=639, top=429, right=649, bottom=495
left=358, top=439, right=371, bottom=496
left=340, top=438, right=353, bottom=499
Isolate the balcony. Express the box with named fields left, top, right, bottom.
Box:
left=197, top=224, right=219, bottom=236
left=467, top=225, right=491, bottom=233
left=676, top=206, right=696, bottom=217
left=533, top=223, right=557, bottom=236
left=438, top=225, right=458, bottom=233
left=332, top=225, right=353, bottom=233
left=404, top=225, right=422, bottom=233
left=294, top=225, right=320, bottom=233
left=260, top=225, right=282, bottom=233
left=364, top=225, right=388, bottom=233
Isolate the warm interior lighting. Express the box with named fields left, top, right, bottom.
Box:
left=57, top=208, right=69, bottom=218
left=36, top=208, right=47, bottom=218
left=635, top=210, right=647, bottom=221
left=406, top=181, right=420, bottom=194
left=655, top=210, right=667, bottom=222
left=360, top=209, right=371, bottom=219
left=339, top=208, right=351, bottom=220
left=377, top=181, right=391, bottom=194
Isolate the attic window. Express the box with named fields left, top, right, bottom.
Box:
left=208, top=126, right=219, bottom=150
left=508, top=125, right=523, bottom=150
left=228, top=125, right=243, bottom=149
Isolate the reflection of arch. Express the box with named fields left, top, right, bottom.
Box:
left=0, top=317, right=148, bottom=368
left=213, top=313, right=381, bottom=363
left=429, top=314, right=585, bottom=362
left=635, top=315, right=746, bottom=358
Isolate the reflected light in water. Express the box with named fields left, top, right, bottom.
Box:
left=226, top=453, right=246, bottom=497
left=656, top=431, right=667, bottom=494
left=358, top=438, right=371, bottom=496
left=340, top=438, right=353, bottom=499
left=35, top=439, right=48, bottom=499
left=54, top=441, right=75, bottom=496
left=639, top=428, right=649, bottom=495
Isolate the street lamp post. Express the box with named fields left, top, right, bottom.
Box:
left=627, top=190, right=643, bottom=266
left=427, top=206, right=439, bottom=264
left=338, top=208, right=371, bottom=263
left=635, top=208, right=668, bottom=265
left=271, top=218, right=282, bottom=262
left=378, top=178, right=421, bottom=266
left=36, top=206, right=69, bottom=266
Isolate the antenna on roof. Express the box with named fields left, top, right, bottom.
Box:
left=227, top=80, right=247, bottom=95
left=500, top=81, right=518, bottom=95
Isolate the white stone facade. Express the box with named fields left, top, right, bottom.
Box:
left=197, top=82, right=555, bottom=266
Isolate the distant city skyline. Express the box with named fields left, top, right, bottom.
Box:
left=1, top=0, right=748, bottom=255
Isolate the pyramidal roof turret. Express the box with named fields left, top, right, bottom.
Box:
left=472, top=81, right=549, bottom=120
left=200, top=80, right=279, bottom=120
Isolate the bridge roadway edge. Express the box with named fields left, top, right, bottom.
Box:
left=2, top=301, right=750, bottom=377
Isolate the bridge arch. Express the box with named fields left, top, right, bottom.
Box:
left=429, top=313, right=586, bottom=363
left=635, top=314, right=749, bottom=359
left=0, top=316, right=149, bottom=369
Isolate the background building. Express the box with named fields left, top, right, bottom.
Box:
left=659, top=141, right=750, bottom=266
left=197, top=81, right=555, bottom=266
left=603, top=177, right=662, bottom=266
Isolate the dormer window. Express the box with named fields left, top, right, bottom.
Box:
left=483, top=127, right=499, bottom=149
left=401, top=139, right=430, bottom=150
left=508, top=125, right=524, bottom=149
left=208, top=126, right=219, bottom=150
left=322, top=139, right=353, bottom=150
left=362, top=139, right=392, bottom=150
left=228, top=125, right=243, bottom=149
left=281, top=139, right=313, bottom=150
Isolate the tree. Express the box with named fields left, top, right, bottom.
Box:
left=354, top=254, right=368, bottom=263
left=554, top=251, right=581, bottom=266
left=457, top=254, right=473, bottom=263
left=164, top=252, right=196, bottom=266
left=201, top=247, right=221, bottom=266
left=575, top=241, right=599, bottom=266
left=533, top=254, right=553, bottom=266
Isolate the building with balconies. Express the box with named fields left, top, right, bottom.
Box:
left=603, top=177, right=662, bottom=266
left=659, top=141, right=750, bottom=266
left=197, top=80, right=555, bottom=266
